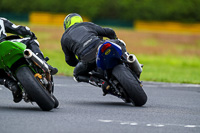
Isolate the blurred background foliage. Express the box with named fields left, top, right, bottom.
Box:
left=0, top=0, right=200, bottom=23
left=0, top=0, right=200, bottom=84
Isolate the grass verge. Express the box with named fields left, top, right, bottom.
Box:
left=138, top=54, right=200, bottom=84
left=43, top=49, right=200, bottom=84
left=22, top=23, right=200, bottom=84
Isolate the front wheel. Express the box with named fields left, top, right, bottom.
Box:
left=16, top=66, right=55, bottom=111
left=112, top=64, right=147, bottom=106
left=52, top=95, right=59, bottom=108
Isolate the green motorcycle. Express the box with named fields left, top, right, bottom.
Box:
left=0, top=38, right=59, bottom=111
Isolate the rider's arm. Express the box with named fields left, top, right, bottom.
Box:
left=91, top=23, right=117, bottom=39
left=1, top=18, right=33, bottom=37
left=64, top=50, right=79, bottom=67
left=102, top=27, right=117, bottom=39
left=61, top=40, right=79, bottom=67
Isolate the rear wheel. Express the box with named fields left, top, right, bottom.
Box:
left=50, top=77, right=59, bottom=108
left=52, top=95, right=59, bottom=108
left=112, top=64, right=147, bottom=106
left=16, top=66, right=55, bottom=111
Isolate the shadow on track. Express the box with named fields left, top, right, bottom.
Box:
left=69, top=100, right=147, bottom=108
left=0, top=105, right=43, bottom=112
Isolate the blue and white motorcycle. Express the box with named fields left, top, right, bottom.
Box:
left=89, top=40, right=147, bottom=106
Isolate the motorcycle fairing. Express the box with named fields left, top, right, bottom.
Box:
left=96, top=41, right=122, bottom=70
left=0, top=41, right=26, bottom=69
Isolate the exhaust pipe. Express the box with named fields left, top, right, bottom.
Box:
left=127, top=54, right=142, bottom=75
left=24, top=49, right=49, bottom=72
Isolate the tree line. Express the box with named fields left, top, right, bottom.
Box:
left=0, top=0, right=200, bottom=23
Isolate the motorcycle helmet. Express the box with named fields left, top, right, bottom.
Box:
left=63, top=13, right=83, bottom=31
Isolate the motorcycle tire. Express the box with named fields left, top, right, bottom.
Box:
left=16, top=66, right=55, bottom=111
left=50, top=76, right=59, bottom=108
left=52, top=95, right=59, bottom=108
left=112, top=64, right=147, bottom=106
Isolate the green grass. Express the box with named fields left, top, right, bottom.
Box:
left=25, top=23, right=200, bottom=84
left=138, top=54, right=200, bottom=84
left=42, top=49, right=200, bottom=84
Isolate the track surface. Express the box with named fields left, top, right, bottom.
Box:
left=0, top=76, right=200, bottom=133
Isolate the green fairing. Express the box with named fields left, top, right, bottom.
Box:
left=0, top=41, right=26, bottom=69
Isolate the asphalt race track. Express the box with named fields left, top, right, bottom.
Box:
left=0, top=76, right=200, bottom=133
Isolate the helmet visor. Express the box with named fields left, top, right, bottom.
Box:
left=64, top=15, right=83, bottom=30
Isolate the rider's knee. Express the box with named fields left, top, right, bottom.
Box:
left=73, top=75, right=90, bottom=83
left=73, top=62, right=91, bottom=83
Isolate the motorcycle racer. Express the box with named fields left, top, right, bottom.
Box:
left=61, top=13, right=127, bottom=84
left=0, top=17, right=58, bottom=103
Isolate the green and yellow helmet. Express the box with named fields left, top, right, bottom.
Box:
left=63, top=13, right=83, bottom=31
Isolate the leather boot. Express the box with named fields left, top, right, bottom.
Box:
left=4, top=78, right=22, bottom=103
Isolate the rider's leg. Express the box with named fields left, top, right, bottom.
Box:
left=73, top=61, right=95, bottom=83
left=73, top=61, right=110, bottom=94
left=0, top=69, right=22, bottom=103
left=21, top=39, right=58, bottom=75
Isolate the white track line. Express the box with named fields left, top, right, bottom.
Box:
left=144, top=81, right=200, bottom=88
left=98, top=119, right=200, bottom=128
